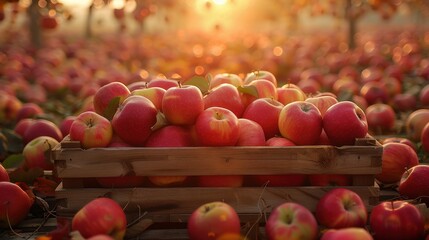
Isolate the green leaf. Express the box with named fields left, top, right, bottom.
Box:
left=2, top=154, right=25, bottom=169
left=237, top=85, right=259, bottom=98
left=151, top=111, right=168, bottom=132
left=1, top=128, right=24, bottom=153
left=103, top=96, right=121, bottom=121
left=183, top=76, right=210, bottom=94
left=8, top=167, right=44, bottom=185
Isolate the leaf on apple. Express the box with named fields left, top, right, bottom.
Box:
left=183, top=75, right=210, bottom=94
left=2, top=153, right=25, bottom=169
left=237, top=85, right=259, bottom=98
left=104, top=96, right=121, bottom=120
left=151, top=111, right=168, bottom=131
left=9, top=167, right=44, bottom=185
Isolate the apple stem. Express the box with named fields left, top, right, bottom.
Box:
left=5, top=208, right=25, bottom=238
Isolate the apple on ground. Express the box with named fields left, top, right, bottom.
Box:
left=421, top=123, right=429, bottom=154
left=112, top=95, right=159, bottom=147
left=204, top=83, right=245, bottom=118
left=72, top=197, right=127, bottom=240
left=320, top=228, right=373, bottom=240
left=187, top=201, right=241, bottom=240
left=375, top=142, right=419, bottom=185
left=266, top=202, right=318, bottom=240
left=365, top=103, right=396, bottom=135
left=266, top=136, right=296, bottom=146
left=0, top=92, right=22, bottom=124
left=93, top=81, right=130, bottom=120
left=14, top=118, right=36, bottom=138
left=297, top=78, right=322, bottom=95
left=23, top=136, right=60, bottom=170
left=195, top=107, right=240, bottom=146
left=0, top=164, right=9, bottom=182
left=0, top=182, right=34, bottom=228
left=392, top=93, right=417, bottom=112
left=162, top=85, right=204, bottom=125
left=236, top=118, right=266, bottom=146
left=332, top=77, right=360, bottom=96
left=209, top=73, right=243, bottom=89
left=131, top=86, right=166, bottom=111
left=405, top=109, right=429, bottom=142
left=316, top=188, right=367, bottom=229
left=370, top=200, right=425, bottom=240
left=381, top=137, right=417, bottom=152
left=242, top=98, right=284, bottom=139
left=419, top=84, right=429, bottom=106
left=398, top=164, right=429, bottom=205
left=15, top=103, right=44, bottom=122
left=59, top=116, right=77, bottom=138
left=69, top=111, right=113, bottom=149
left=323, top=101, right=368, bottom=146
left=308, top=174, right=352, bottom=186
left=23, top=119, right=63, bottom=144
left=278, top=101, right=322, bottom=145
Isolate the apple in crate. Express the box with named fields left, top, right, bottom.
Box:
left=209, top=73, right=243, bottom=89
left=323, top=101, right=368, bottom=146
left=0, top=182, right=34, bottom=228
left=72, top=197, right=127, bottom=240
left=23, top=136, right=60, bottom=170
left=187, top=201, right=241, bottom=240
left=162, top=85, right=204, bottom=125
left=243, top=70, right=277, bottom=86
left=96, top=176, right=145, bottom=188
left=69, top=111, right=113, bottom=149
left=308, top=174, right=352, bottom=186
left=204, top=83, right=245, bottom=118
left=278, top=101, right=322, bottom=145
left=241, top=79, right=278, bottom=107
left=305, top=94, right=338, bottom=117
left=131, top=86, right=166, bottom=111
left=370, top=200, right=425, bottom=240
left=112, top=95, right=159, bottom=147
left=365, top=103, right=396, bottom=135
left=93, top=81, right=130, bottom=120
left=375, top=142, right=419, bottom=185
left=195, top=107, right=240, bottom=146
left=266, top=136, right=296, bottom=146
left=320, top=228, right=373, bottom=240
left=236, top=118, right=266, bottom=146
left=265, top=202, right=318, bottom=240
left=242, top=98, right=283, bottom=139
left=277, top=83, right=306, bottom=106
left=0, top=164, right=9, bottom=182
left=316, top=188, right=367, bottom=229
left=147, top=77, right=179, bottom=90
left=398, top=164, right=429, bottom=205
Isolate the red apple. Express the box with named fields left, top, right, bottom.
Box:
left=14, top=118, right=36, bottom=138
left=162, top=85, right=204, bottom=125
left=266, top=202, right=318, bottom=240
left=15, top=103, right=44, bottom=122
left=375, top=142, right=419, bottom=185
left=422, top=123, right=429, bottom=154
left=381, top=77, right=402, bottom=99
left=381, top=137, right=417, bottom=152
left=147, top=176, right=188, bottom=187
left=23, top=119, right=63, bottom=144
left=308, top=174, right=352, bottom=186
left=399, top=164, right=429, bottom=205
left=69, top=111, right=113, bottom=149
left=112, top=95, right=158, bottom=147
left=392, top=93, right=417, bottom=112
left=406, top=109, right=429, bottom=142
left=40, top=15, right=58, bottom=29
left=96, top=176, right=145, bottom=188
left=278, top=101, right=322, bottom=145
left=197, top=175, right=244, bottom=187
left=277, top=83, right=306, bottom=106
left=59, top=116, right=77, bottom=138
left=72, top=197, right=127, bottom=240
left=321, top=228, right=373, bottom=240
left=236, top=118, right=266, bottom=146
left=316, top=188, right=367, bottom=229
left=195, top=107, right=240, bottom=146
left=87, top=235, right=115, bottom=240
left=93, top=81, right=130, bottom=120
left=332, top=77, right=360, bottom=96
left=365, top=103, right=396, bottom=135
left=187, top=201, right=241, bottom=240
left=323, top=101, right=368, bottom=146
left=420, top=84, right=429, bottom=106
left=370, top=201, right=425, bottom=240
left=127, top=81, right=147, bottom=91
left=297, top=78, right=322, bottom=95
left=360, top=81, right=389, bottom=105
left=147, top=78, right=179, bottom=90
left=250, top=174, right=307, bottom=187
left=131, top=86, right=166, bottom=111
left=243, top=70, right=277, bottom=87
left=204, top=83, right=245, bottom=118
left=23, top=136, right=59, bottom=170
left=0, top=164, right=9, bottom=182
left=0, top=92, right=22, bottom=124
left=241, top=79, right=278, bottom=107
left=243, top=98, right=284, bottom=139
left=266, top=136, right=296, bottom=146
left=305, top=95, right=338, bottom=117
left=0, top=182, right=33, bottom=227
left=209, top=73, right=243, bottom=89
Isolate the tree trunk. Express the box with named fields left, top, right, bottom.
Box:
left=28, top=0, right=41, bottom=49
left=345, top=0, right=356, bottom=49
left=85, top=2, right=94, bottom=39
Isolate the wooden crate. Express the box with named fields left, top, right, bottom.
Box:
left=53, top=137, right=382, bottom=225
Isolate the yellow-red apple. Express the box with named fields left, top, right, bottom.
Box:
left=69, top=111, right=112, bottom=149
left=23, top=136, right=59, bottom=170
left=93, top=81, right=130, bottom=120
left=162, top=85, right=204, bottom=125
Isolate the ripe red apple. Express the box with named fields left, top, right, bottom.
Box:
left=316, top=188, right=367, bottom=229
left=365, top=103, right=396, bottom=135
left=0, top=182, right=33, bottom=227
left=392, top=93, right=417, bottom=112
left=308, top=174, right=352, bottom=186
left=266, top=202, right=318, bottom=240
left=332, top=77, right=359, bottom=96
left=23, top=136, right=60, bottom=170
left=381, top=137, right=417, bottom=152
left=277, top=83, right=306, bottom=106
left=406, top=109, right=429, bottom=142
left=305, top=95, right=338, bottom=117
left=14, top=118, right=36, bottom=138
left=197, top=175, right=244, bottom=187
left=422, top=123, right=429, bottom=154
left=266, top=136, right=296, bottom=146
left=209, top=73, right=243, bottom=89
left=370, top=201, right=425, bottom=240
left=398, top=164, right=429, bottom=205
left=360, top=81, right=389, bottom=105
left=15, top=103, right=43, bottom=122
left=204, top=83, right=245, bottom=118
left=72, top=197, right=127, bottom=240
left=0, top=164, right=9, bottom=182
left=162, top=85, right=204, bottom=125
left=87, top=235, right=115, bottom=240
left=0, top=91, right=22, bottom=124
left=375, top=142, right=419, bottom=185
left=40, top=15, right=58, bottom=29
left=278, top=101, right=322, bottom=145
left=112, top=95, right=158, bottom=146
left=131, top=86, right=166, bottom=111
left=59, top=116, right=77, bottom=137
left=241, top=79, right=278, bottom=107
left=147, top=78, right=179, bottom=90
left=23, top=119, right=63, bottom=144
left=147, top=176, right=188, bottom=187
left=243, top=98, right=283, bottom=139
left=187, top=201, right=241, bottom=240
left=321, top=228, right=373, bottom=240
left=195, top=107, right=240, bottom=146
left=243, top=70, right=277, bottom=87
left=297, top=78, right=322, bottom=95
left=96, top=176, right=145, bottom=188
left=420, top=84, right=429, bottom=106
left=93, top=82, right=130, bottom=120
left=323, top=101, right=368, bottom=146
left=69, top=111, right=113, bottom=149
left=236, top=118, right=266, bottom=146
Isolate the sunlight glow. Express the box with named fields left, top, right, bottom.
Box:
left=212, top=0, right=227, bottom=5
